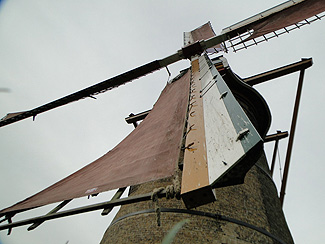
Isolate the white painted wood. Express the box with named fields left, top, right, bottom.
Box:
left=199, top=56, right=246, bottom=186
left=183, top=32, right=194, bottom=46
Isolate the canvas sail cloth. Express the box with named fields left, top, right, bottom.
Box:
left=247, top=0, right=325, bottom=39
left=184, top=22, right=224, bottom=53
left=0, top=70, right=190, bottom=215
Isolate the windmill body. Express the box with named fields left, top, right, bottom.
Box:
left=100, top=54, right=292, bottom=243
left=0, top=1, right=324, bottom=243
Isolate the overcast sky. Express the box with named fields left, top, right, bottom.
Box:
left=0, top=1, right=324, bottom=243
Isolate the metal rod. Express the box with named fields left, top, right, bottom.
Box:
left=110, top=208, right=286, bottom=244
left=279, top=68, right=305, bottom=206
left=0, top=190, right=167, bottom=232
left=270, top=138, right=280, bottom=178
left=27, top=199, right=72, bottom=231
left=101, top=187, right=127, bottom=216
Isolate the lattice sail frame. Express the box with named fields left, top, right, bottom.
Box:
left=223, top=13, right=325, bottom=53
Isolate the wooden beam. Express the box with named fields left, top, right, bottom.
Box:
left=264, top=131, right=288, bottom=142
left=125, top=110, right=150, bottom=125
left=27, top=199, right=72, bottom=231
left=280, top=69, right=305, bottom=206
left=243, top=58, right=312, bottom=86
left=101, top=187, right=126, bottom=216
left=181, top=57, right=215, bottom=209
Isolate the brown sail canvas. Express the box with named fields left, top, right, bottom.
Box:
left=0, top=70, right=190, bottom=215
left=248, top=0, right=325, bottom=39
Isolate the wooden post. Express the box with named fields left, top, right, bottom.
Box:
left=280, top=68, right=305, bottom=206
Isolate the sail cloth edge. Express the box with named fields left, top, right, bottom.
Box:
left=0, top=70, right=191, bottom=215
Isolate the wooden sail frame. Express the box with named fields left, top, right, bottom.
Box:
left=220, top=0, right=325, bottom=52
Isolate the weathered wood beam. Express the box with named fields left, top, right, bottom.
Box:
left=243, top=58, right=312, bottom=86
left=101, top=187, right=126, bottom=216
left=280, top=69, right=306, bottom=206
left=27, top=199, right=72, bottom=231
left=125, top=110, right=150, bottom=125
left=264, top=131, right=288, bottom=142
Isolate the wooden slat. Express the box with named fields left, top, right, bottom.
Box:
left=181, top=58, right=216, bottom=209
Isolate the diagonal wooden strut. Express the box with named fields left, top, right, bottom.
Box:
left=268, top=131, right=288, bottom=177
left=27, top=199, right=72, bottom=231
left=279, top=68, right=306, bottom=206
left=101, top=187, right=127, bottom=216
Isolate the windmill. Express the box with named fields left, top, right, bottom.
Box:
left=0, top=0, right=324, bottom=244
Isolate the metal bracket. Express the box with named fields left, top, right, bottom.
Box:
left=236, top=128, right=250, bottom=141
left=220, top=91, right=228, bottom=99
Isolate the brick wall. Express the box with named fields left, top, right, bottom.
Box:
left=100, top=153, right=293, bottom=244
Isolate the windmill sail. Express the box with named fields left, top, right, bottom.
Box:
left=0, top=70, right=190, bottom=216
left=220, top=0, right=325, bottom=52
left=184, top=22, right=224, bottom=53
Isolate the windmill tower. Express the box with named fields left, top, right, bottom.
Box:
left=0, top=1, right=324, bottom=243
left=99, top=22, right=291, bottom=244
left=99, top=53, right=292, bottom=243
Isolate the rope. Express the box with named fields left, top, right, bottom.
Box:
left=173, top=175, right=181, bottom=200
left=151, top=187, right=164, bottom=226
left=165, top=185, right=175, bottom=199
left=150, top=175, right=182, bottom=226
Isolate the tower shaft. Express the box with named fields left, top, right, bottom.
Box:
left=100, top=56, right=293, bottom=243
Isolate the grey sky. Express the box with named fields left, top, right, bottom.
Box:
left=0, top=1, right=324, bottom=243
